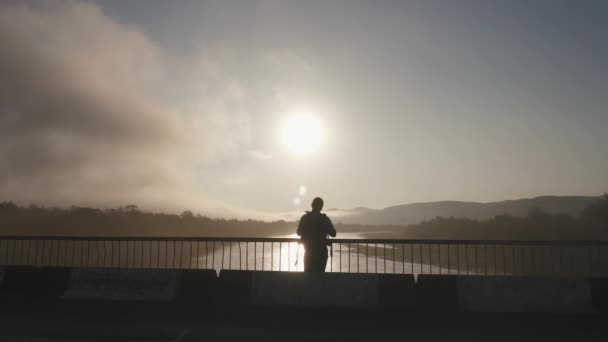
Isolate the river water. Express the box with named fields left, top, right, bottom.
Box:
left=189, top=234, right=457, bottom=276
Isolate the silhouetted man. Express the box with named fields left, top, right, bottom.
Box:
left=297, top=197, right=336, bottom=272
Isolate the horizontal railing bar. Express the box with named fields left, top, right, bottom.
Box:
left=330, top=239, right=608, bottom=246
left=0, top=236, right=300, bottom=242
left=0, top=235, right=607, bottom=246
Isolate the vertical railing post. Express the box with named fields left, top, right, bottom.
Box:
left=429, top=244, right=432, bottom=275
left=366, top=243, right=369, bottom=273
left=221, top=241, right=225, bottom=271
left=530, top=245, right=535, bottom=276
left=465, top=244, right=469, bottom=276
left=410, top=243, right=413, bottom=275
left=419, top=244, right=423, bottom=275
left=485, top=244, right=488, bottom=276
left=195, top=241, right=200, bottom=270
left=375, top=243, right=378, bottom=273
left=502, top=244, right=506, bottom=276
left=494, top=244, right=498, bottom=276
left=392, top=243, right=396, bottom=274
left=447, top=243, right=451, bottom=275
left=438, top=244, right=441, bottom=275
left=340, top=243, right=343, bottom=272
left=348, top=243, right=351, bottom=273
left=211, top=241, right=215, bottom=271
left=521, top=245, right=525, bottom=276
left=510, top=245, right=514, bottom=276
left=456, top=244, right=459, bottom=276
left=475, top=245, right=478, bottom=275
left=402, top=243, right=405, bottom=274
left=357, top=243, right=360, bottom=273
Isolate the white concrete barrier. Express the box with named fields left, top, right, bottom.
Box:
left=63, top=268, right=178, bottom=301
left=457, top=276, right=596, bottom=314
left=250, top=272, right=379, bottom=309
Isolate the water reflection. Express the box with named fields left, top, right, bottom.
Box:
left=194, top=239, right=461, bottom=276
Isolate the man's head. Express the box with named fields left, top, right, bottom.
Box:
left=311, top=197, right=324, bottom=212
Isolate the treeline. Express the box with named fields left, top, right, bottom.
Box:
left=0, top=203, right=295, bottom=237
left=359, top=194, right=608, bottom=241
left=1, top=195, right=607, bottom=240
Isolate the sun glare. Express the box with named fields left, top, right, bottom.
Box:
left=281, top=112, right=324, bottom=156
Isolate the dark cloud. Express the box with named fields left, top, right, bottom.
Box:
left=0, top=1, right=259, bottom=217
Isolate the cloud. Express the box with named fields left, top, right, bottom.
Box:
left=249, top=150, right=273, bottom=161
left=0, top=1, right=265, bottom=218
left=222, top=176, right=249, bottom=186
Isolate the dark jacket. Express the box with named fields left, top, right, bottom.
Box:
left=296, top=211, right=336, bottom=250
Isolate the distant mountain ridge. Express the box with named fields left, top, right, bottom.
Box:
left=330, top=196, right=600, bottom=226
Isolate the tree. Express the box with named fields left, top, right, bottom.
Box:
left=581, top=194, right=608, bottom=227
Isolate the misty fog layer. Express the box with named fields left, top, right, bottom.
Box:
left=0, top=2, right=276, bottom=218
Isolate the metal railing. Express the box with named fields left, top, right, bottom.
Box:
left=1, top=236, right=607, bottom=277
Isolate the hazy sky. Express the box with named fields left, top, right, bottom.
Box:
left=1, top=0, right=606, bottom=218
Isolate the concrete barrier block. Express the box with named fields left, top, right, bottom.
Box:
left=250, top=272, right=379, bottom=309
left=416, top=275, right=459, bottom=312
left=377, top=274, right=416, bottom=309
left=588, top=277, right=608, bottom=314
left=218, top=270, right=253, bottom=305
left=457, top=276, right=596, bottom=314
left=63, top=268, right=178, bottom=301
left=176, top=269, right=218, bottom=304
left=1, top=266, right=71, bottom=299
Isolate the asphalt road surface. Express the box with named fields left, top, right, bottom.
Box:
left=1, top=304, right=607, bottom=342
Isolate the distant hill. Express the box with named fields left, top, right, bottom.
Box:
left=331, top=196, right=600, bottom=226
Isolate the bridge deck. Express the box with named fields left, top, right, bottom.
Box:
left=1, top=300, right=607, bottom=341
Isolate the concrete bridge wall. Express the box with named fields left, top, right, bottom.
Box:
left=1, top=266, right=606, bottom=314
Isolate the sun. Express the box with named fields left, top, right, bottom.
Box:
left=281, top=111, right=324, bottom=156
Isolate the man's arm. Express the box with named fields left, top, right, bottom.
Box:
left=324, top=215, right=337, bottom=237
left=296, top=214, right=307, bottom=236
